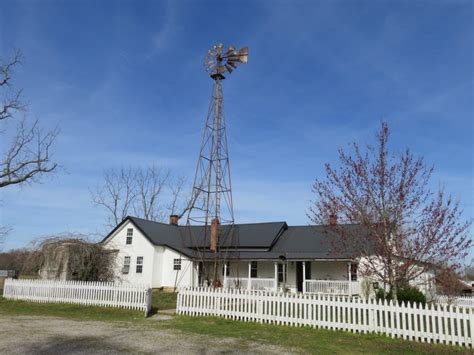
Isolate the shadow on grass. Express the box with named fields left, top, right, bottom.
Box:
left=22, top=336, right=131, bottom=355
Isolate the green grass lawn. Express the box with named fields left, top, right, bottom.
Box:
left=0, top=295, right=469, bottom=354
left=151, top=288, right=177, bottom=311
left=0, top=297, right=144, bottom=322
left=167, top=316, right=468, bottom=354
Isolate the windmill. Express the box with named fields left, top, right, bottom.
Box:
left=181, top=43, right=248, bottom=287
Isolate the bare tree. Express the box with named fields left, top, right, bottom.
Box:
left=1, top=50, right=24, bottom=120
left=0, top=50, right=58, bottom=246
left=0, top=50, right=58, bottom=188
left=309, top=122, right=472, bottom=299
left=0, top=247, right=32, bottom=271
left=91, top=167, right=137, bottom=228
left=135, top=166, right=170, bottom=221
left=167, top=174, right=187, bottom=216
left=0, top=226, right=11, bottom=251
left=435, top=266, right=468, bottom=299
left=91, top=166, right=187, bottom=228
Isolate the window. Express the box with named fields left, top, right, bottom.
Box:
left=122, top=256, right=130, bottom=274
left=136, top=256, right=143, bottom=273
left=350, top=263, right=358, bottom=281
left=173, top=258, right=181, bottom=271
left=222, top=262, right=230, bottom=276
left=250, top=261, right=258, bottom=278
left=277, top=263, right=285, bottom=283
left=126, top=228, right=133, bottom=245
left=305, top=261, right=311, bottom=279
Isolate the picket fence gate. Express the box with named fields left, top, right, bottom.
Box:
left=177, top=287, right=474, bottom=348
left=3, top=278, right=152, bottom=316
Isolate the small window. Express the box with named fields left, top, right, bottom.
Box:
left=126, top=228, right=133, bottom=245
left=122, top=256, right=131, bottom=274
left=250, top=261, right=258, bottom=278
left=136, top=256, right=143, bottom=273
left=173, top=258, right=181, bottom=271
left=277, top=263, right=284, bottom=283
left=222, top=262, right=230, bottom=276
left=350, top=263, right=358, bottom=281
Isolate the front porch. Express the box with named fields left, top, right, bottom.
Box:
left=202, top=260, right=360, bottom=295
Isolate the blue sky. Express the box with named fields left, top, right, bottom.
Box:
left=0, top=0, right=472, bottom=252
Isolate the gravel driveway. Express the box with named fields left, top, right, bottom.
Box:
left=0, top=314, right=292, bottom=354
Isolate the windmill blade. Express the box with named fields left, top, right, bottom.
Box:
left=227, top=61, right=237, bottom=69
left=218, top=64, right=227, bottom=73
left=225, top=46, right=237, bottom=56
left=225, top=64, right=234, bottom=73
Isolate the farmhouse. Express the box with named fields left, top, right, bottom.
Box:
left=102, top=215, right=422, bottom=296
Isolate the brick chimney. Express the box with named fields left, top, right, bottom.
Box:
left=210, top=218, right=220, bottom=252
left=169, top=215, right=179, bottom=226
left=329, top=214, right=337, bottom=226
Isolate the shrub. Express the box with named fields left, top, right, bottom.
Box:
left=375, top=285, right=426, bottom=306
left=375, top=288, right=386, bottom=301
left=25, top=234, right=117, bottom=282
left=397, top=286, right=426, bottom=306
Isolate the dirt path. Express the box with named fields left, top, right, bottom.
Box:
left=0, top=314, right=292, bottom=354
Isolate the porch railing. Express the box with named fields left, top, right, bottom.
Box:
left=224, top=277, right=276, bottom=291
left=305, top=280, right=360, bottom=295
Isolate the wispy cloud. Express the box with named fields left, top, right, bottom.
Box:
left=148, top=0, right=179, bottom=57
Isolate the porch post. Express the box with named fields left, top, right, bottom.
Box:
left=247, top=261, right=251, bottom=290
left=274, top=262, right=278, bottom=292
left=302, top=261, right=306, bottom=294
left=223, top=262, right=228, bottom=289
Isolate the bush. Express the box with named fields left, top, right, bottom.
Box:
left=397, top=286, right=426, bottom=306
left=375, top=288, right=386, bottom=301
left=375, top=286, right=426, bottom=306
left=26, top=235, right=117, bottom=282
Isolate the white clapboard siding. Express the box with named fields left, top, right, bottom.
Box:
left=3, top=278, right=152, bottom=316
left=177, top=287, right=474, bottom=348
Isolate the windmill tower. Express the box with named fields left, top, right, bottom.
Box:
left=183, top=44, right=248, bottom=286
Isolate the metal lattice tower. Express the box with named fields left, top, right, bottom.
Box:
left=187, top=77, right=234, bottom=226
left=182, top=44, right=248, bottom=286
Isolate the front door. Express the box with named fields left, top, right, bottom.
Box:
left=296, top=262, right=303, bottom=292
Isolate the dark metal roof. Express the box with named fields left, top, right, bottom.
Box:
left=102, top=216, right=372, bottom=260
left=178, top=221, right=287, bottom=249
left=272, top=225, right=373, bottom=259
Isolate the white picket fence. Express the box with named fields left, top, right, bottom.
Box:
left=177, top=287, right=474, bottom=348
left=3, top=279, right=152, bottom=316
left=434, top=296, right=474, bottom=308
